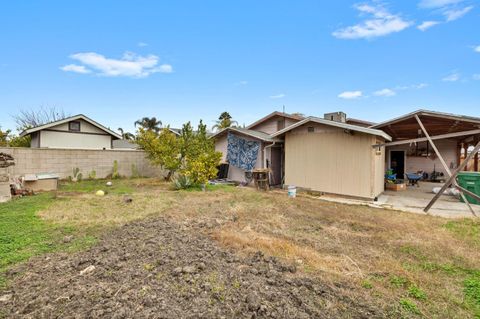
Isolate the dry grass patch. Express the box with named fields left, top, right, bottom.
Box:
left=26, top=179, right=480, bottom=317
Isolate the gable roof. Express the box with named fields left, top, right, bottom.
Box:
left=210, top=127, right=282, bottom=142
left=20, top=114, right=122, bottom=139
left=246, top=111, right=304, bottom=130
left=271, top=116, right=392, bottom=141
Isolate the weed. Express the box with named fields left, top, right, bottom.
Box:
left=361, top=279, right=373, bottom=289
left=399, top=298, right=420, bottom=315
left=144, top=263, right=155, bottom=271
left=408, top=284, right=427, bottom=300
left=390, top=275, right=408, bottom=288
left=112, top=160, right=120, bottom=179
left=88, top=170, right=97, bottom=180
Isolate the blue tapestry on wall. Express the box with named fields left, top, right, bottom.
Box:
left=227, top=132, right=260, bottom=171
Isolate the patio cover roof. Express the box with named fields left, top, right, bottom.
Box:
left=371, top=109, right=480, bottom=141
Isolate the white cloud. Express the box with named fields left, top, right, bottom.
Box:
left=474, top=45, right=480, bottom=53
left=338, top=90, right=363, bottom=99
left=237, top=80, right=248, bottom=85
left=332, top=4, right=412, bottom=39
left=373, top=88, right=396, bottom=97
left=417, top=20, right=441, bottom=31
left=138, top=42, right=148, bottom=47
left=64, top=51, right=172, bottom=78
left=395, top=83, right=429, bottom=90
left=443, top=5, right=473, bottom=21
left=414, top=83, right=429, bottom=89
left=60, top=64, right=91, bottom=74
left=442, top=72, right=460, bottom=82
left=473, top=74, right=480, bottom=80
left=419, top=0, right=463, bottom=8
left=269, top=93, right=285, bottom=99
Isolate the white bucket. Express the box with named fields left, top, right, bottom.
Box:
left=288, top=185, right=297, bottom=198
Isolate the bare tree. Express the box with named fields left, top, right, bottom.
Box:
left=12, top=106, right=70, bottom=130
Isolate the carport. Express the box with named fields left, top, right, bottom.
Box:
left=372, top=110, right=480, bottom=216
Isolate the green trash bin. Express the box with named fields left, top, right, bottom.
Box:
left=457, top=171, right=480, bottom=205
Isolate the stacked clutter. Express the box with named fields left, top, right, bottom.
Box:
left=0, top=153, right=15, bottom=202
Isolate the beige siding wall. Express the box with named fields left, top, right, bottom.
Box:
left=50, top=119, right=107, bottom=134
left=250, top=116, right=299, bottom=135
left=0, top=147, right=163, bottom=179
left=373, top=141, right=386, bottom=197
left=33, top=119, right=114, bottom=149
left=40, top=130, right=112, bottom=149
left=30, top=132, right=40, bottom=148
left=386, top=139, right=457, bottom=176
left=214, top=134, right=264, bottom=183
left=284, top=123, right=381, bottom=199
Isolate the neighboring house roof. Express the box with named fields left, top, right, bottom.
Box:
left=271, top=116, right=392, bottom=141
left=20, top=114, right=122, bottom=139
left=112, top=139, right=138, bottom=149
left=168, top=128, right=181, bottom=136
left=246, top=111, right=305, bottom=130
left=211, top=127, right=282, bottom=142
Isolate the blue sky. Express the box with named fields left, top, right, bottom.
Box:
left=0, top=0, right=479, bottom=133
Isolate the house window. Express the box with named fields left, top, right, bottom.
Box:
left=69, top=121, right=81, bottom=132
left=307, top=126, right=314, bottom=133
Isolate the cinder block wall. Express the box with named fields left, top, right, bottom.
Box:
left=0, top=147, right=164, bottom=179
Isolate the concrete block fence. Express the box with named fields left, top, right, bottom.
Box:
left=0, top=147, right=163, bottom=179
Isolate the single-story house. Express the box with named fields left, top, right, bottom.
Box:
left=20, top=114, right=122, bottom=149
left=213, top=109, right=479, bottom=200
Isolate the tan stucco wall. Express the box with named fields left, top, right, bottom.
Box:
left=385, top=139, right=457, bottom=176
left=0, top=147, right=164, bottom=179
left=284, top=123, right=383, bottom=199
left=214, top=134, right=264, bottom=183
left=250, top=116, right=300, bottom=135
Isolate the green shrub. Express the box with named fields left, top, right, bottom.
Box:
left=173, top=175, right=193, bottom=190
left=72, top=167, right=82, bottom=182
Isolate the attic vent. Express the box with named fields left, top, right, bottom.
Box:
left=307, top=127, right=315, bottom=133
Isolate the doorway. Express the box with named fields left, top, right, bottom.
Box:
left=269, top=147, right=282, bottom=186
left=390, top=150, right=405, bottom=179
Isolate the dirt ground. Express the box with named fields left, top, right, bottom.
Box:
left=1, top=179, right=479, bottom=318
left=1, top=216, right=382, bottom=319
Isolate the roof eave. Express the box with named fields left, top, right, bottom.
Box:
left=272, top=117, right=392, bottom=141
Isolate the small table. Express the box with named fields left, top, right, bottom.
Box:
left=252, top=169, right=270, bottom=191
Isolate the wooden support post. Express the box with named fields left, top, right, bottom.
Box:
left=415, top=115, right=477, bottom=216
left=424, top=141, right=480, bottom=214
left=475, top=138, right=479, bottom=172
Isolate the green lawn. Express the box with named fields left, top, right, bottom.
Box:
left=0, top=193, right=95, bottom=287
